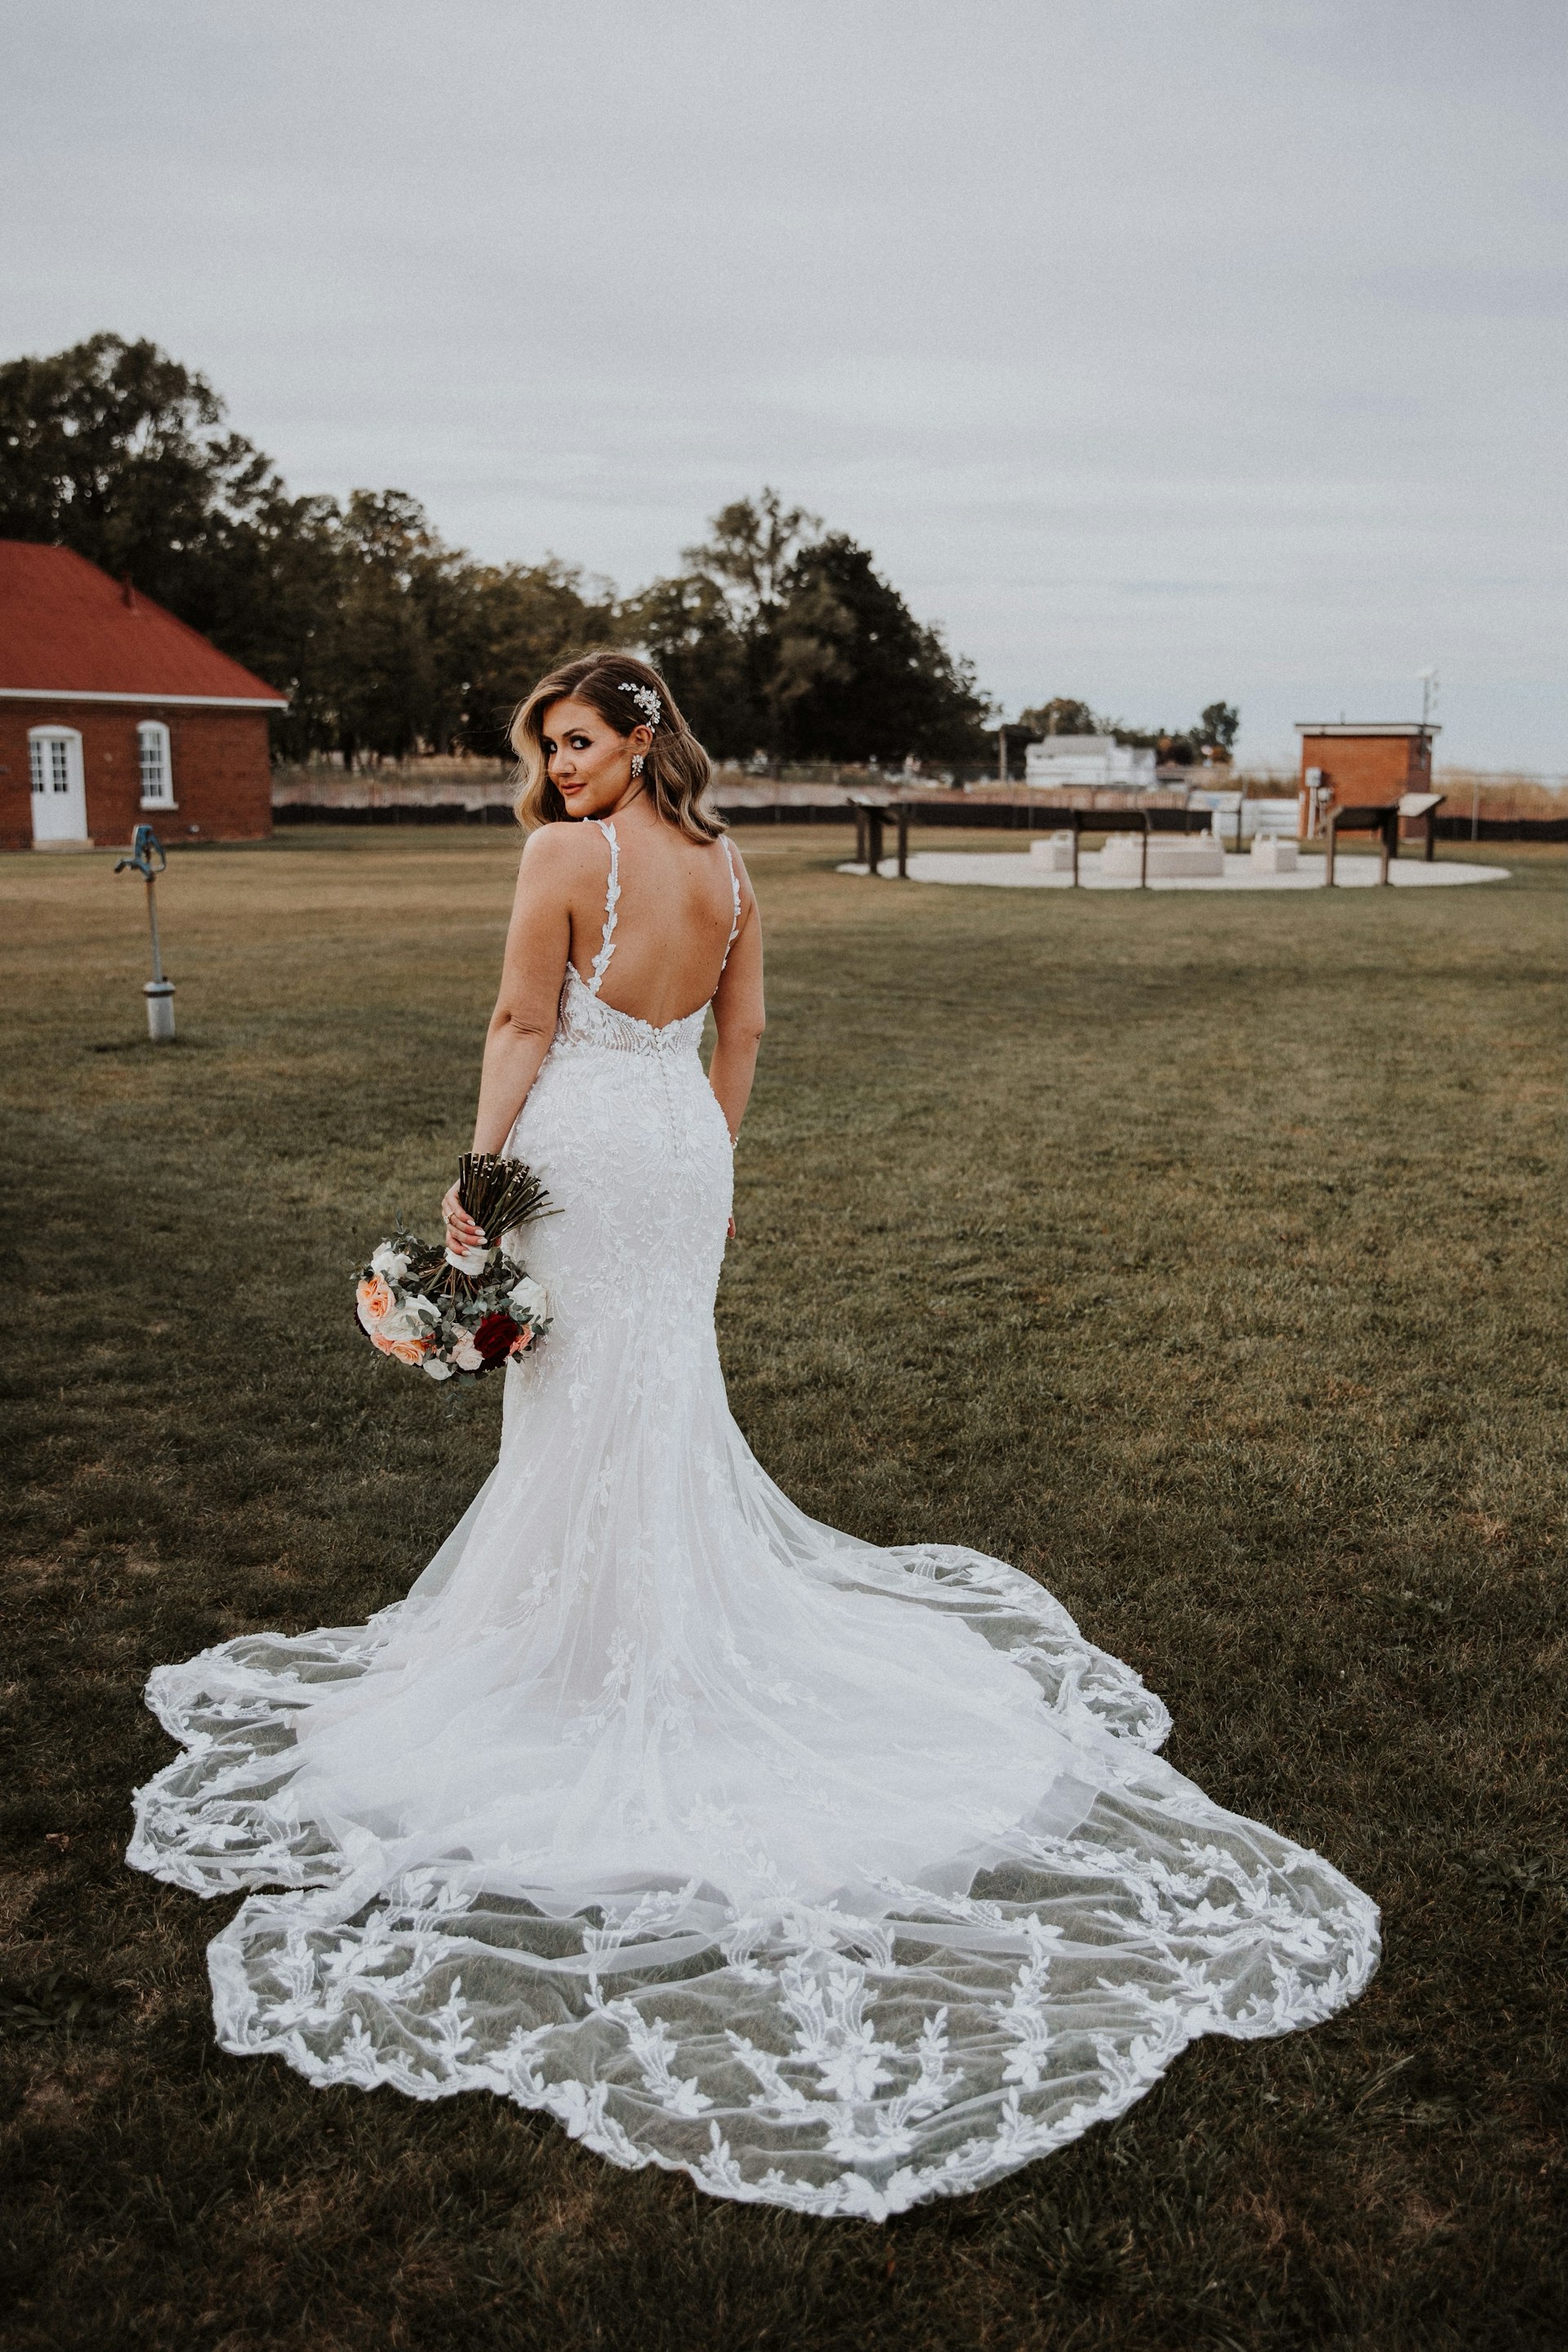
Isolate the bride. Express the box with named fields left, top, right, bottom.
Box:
left=130, top=653, right=1378, bottom=2219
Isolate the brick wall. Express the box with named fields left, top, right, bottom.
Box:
left=1298, top=733, right=1431, bottom=809
left=0, top=701, right=274, bottom=851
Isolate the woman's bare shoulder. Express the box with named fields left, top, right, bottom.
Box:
left=517, top=821, right=604, bottom=885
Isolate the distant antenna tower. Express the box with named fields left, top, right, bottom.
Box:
left=1418, top=669, right=1439, bottom=725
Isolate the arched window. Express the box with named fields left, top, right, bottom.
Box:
left=138, top=720, right=174, bottom=806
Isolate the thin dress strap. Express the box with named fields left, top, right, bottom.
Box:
left=718, top=837, right=742, bottom=973
left=584, top=818, right=620, bottom=996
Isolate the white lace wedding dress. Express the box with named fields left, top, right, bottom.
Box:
left=130, top=818, right=1378, bottom=2219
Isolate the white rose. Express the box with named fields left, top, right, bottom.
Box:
left=506, top=1275, right=549, bottom=1325
left=444, top=1241, right=492, bottom=1277
left=370, top=1243, right=410, bottom=1282
left=450, top=1330, right=485, bottom=1373
left=381, top=1294, right=439, bottom=1343
left=422, top=1355, right=454, bottom=1381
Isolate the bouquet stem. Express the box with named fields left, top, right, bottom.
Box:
left=458, top=1152, right=552, bottom=1245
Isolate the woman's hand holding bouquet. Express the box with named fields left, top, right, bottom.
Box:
left=355, top=1153, right=554, bottom=1385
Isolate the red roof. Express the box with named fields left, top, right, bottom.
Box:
left=0, top=541, right=287, bottom=706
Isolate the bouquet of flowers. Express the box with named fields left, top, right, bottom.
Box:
left=354, top=1152, right=554, bottom=1384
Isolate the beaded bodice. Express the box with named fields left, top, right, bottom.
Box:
left=552, top=966, right=709, bottom=1061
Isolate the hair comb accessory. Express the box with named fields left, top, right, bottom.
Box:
left=618, top=681, right=662, bottom=730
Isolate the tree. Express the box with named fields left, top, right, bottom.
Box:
left=682, top=488, right=821, bottom=630
left=229, top=488, right=349, bottom=763
left=323, top=490, right=444, bottom=763
left=1017, top=697, right=1102, bottom=738
left=639, top=490, right=828, bottom=758
left=632, top=499, right=989, bottom=766
left=456, top=558, right=617, bottom=758
left=0, top=333, right=361, bottom=752
left=626, top=566, right=759, bottom=756
left=2, top=347, right=997, bottom=773
left=774, top=534, right=989, bottom=765
left=0, top=333, right=283, bottom=648
left=1198, top=701, right=1240, bottom=757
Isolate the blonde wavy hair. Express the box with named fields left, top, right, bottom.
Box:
left=510, top=650, right=724, bottom=841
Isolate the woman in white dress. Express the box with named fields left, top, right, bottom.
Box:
left=130, top=653, right=1378, bottom=2220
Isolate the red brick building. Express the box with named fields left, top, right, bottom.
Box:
left=1295, top=721, right=1439, bottom=836
left=0, top=541, right=287, bottom=851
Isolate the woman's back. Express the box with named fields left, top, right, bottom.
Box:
left=564, top=811, right=746, bottom=1030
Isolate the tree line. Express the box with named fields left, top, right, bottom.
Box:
left=0, top=334, right=1237, bottom=773
left=0, top=336, right=994, bottom=769
left=1013, top=697, right=1239, bottom=768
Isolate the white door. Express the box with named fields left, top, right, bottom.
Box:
left=29, top=727, right=88, bottom=843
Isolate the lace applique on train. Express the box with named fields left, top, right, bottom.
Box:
left=128, top=817, right=1378, bottom=2219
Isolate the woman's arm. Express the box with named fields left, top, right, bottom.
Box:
left=444, top=828, right=578, bottom=1250
left=707, top=875, right=765, bottom=1144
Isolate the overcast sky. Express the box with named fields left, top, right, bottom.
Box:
left=4, top=0, right=1564, bottom=768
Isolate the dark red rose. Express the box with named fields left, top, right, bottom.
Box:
left=472, top=1312, right=520, bottom=1365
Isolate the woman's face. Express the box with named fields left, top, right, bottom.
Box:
left=540, top=697, right=652, bottom=817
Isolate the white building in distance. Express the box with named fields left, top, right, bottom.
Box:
left=1024, top=736, right=1156, bottom=789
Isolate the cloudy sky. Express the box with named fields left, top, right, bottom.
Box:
left=4, top=0, right=1564, bottom=768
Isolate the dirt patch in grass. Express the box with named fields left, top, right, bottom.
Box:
left=2, top=828, right=1564, bottom=2350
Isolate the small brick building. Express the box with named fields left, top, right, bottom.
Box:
left=0, top=541, right=287, bottom=852
left=1295, top=721, right=1439, bottom=836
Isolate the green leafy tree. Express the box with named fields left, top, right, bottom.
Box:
left=1017, top=697, right=1102, bottom=737
left=0, top=333, right=283, bottom=651
left=684, top=489, right=822, bottom=628
left=1198, top=701, right=1240, bottom=757
left=774, top=534, right=988, bottom=766
left=635, top=497, right=988, bottom=767
left=0, top=333, right=356, bottom=752
left=2, top=348, right=998, bottom=775
left=625, top=566, right=757, bottom=757
left=455, top=558, right=617, bottom=757
left=229, top=488, right=349, bottom=762
left=331, top=492, right=430, bottom=761
left=643, top=490, right=826, bottom=758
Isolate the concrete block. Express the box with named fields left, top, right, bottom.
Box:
left=1028, top=834, right=1076, bottom=871
left=1099, top=835, right=1226, bottom=880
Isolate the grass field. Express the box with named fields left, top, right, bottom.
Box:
left=2, top=826, right=1564, bottom=2352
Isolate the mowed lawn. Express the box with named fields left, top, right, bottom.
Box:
left=2, top=825, right=1563, bottom=2352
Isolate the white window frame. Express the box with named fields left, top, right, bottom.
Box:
left=137, top=719, right=176, bottom=808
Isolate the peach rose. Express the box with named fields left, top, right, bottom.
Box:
left=376, top=1333, right=430, bottom=1365
left=356, top=1274, right=394, bottom=1334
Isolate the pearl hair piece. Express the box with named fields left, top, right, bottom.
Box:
left=618, top=682, right=662, bottom=731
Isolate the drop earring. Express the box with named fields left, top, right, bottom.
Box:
left=630, top=753, right=645, bottom=777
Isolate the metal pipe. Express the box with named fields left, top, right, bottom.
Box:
left=115, top=825, right=176, bottom=1040
left=145, top=875, right=165, bottom=984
